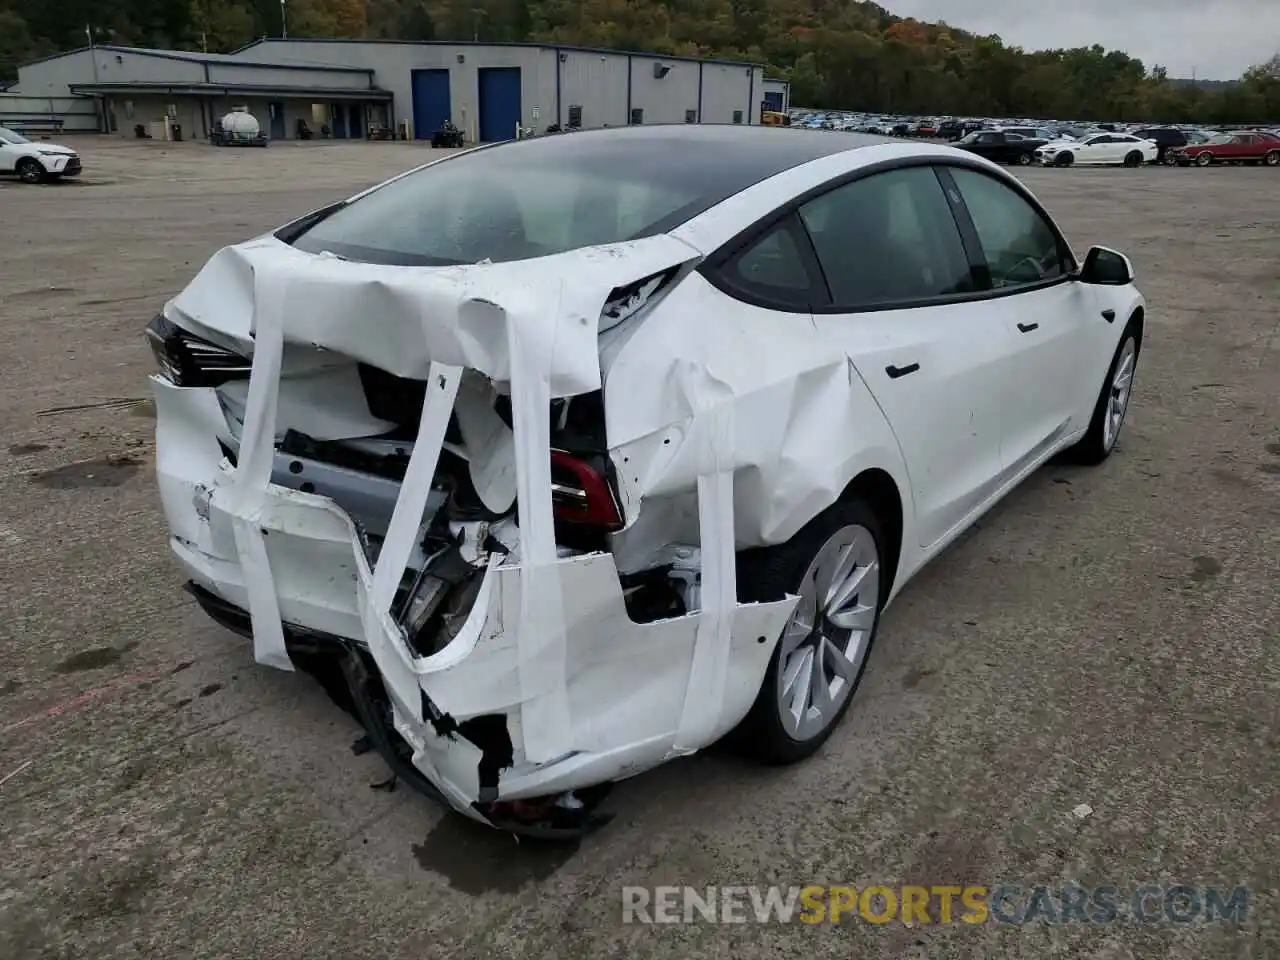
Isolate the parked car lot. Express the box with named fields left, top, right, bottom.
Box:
left=1, top=138, right=1277, bottom=959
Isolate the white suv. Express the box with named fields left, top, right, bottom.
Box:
left=0, top=126, right=82, bottom=183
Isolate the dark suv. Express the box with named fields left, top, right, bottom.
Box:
left=1133, top=127, right=1189, bottom=164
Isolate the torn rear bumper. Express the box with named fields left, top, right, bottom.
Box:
left=156, top=373, right=795, bottom=822
left=153, top=233, right=801, bottom=828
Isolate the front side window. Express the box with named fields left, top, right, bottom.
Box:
left=948, top=167, right=1069, bottom=289
left=799, top=166, right=975, bottom=307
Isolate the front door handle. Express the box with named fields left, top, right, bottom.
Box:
left=885, top=363, right=920, bottom=379
left=1101, top=309, right=1116, bottom=323
left=1017, top=322, right=1039, bottom=333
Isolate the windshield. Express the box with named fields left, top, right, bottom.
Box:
left=289, top=127, right=875, bottom=266
left=0, top=127, right=32, bottom=145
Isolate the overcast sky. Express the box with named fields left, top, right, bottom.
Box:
left=884, top=0, right=1279, bottom=79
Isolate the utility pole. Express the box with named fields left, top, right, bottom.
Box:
left=281, top=0, right=288, bottom=39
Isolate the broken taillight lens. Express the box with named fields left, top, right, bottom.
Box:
left=145, top=314, right=251, bottom=388
left=549, top=450, right=623, bottom=530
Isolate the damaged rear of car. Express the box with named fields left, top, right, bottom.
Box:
left=150, top=126, right=910, bottom=834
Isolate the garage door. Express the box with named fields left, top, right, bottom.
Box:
left=411, top=69, right=451, bottom=140
left=478, top=67, right=521, bottom=143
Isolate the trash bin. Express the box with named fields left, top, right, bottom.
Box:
left=171, top=122, right=183, bottom=142
left=134, top=123, right=147, bottom=138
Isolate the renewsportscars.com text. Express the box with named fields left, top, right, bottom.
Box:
left=622, top=884, right=1249, bottom=925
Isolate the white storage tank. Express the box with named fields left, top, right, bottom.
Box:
left=220, top=107, right=261, bottom=139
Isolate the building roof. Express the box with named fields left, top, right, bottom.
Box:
left=69, top=81, right=391, bottom=101
left=231, top=38, right=764, bottom=70
left=23, top=44, right=375, bottom=75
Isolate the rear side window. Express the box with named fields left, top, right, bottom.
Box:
left=799, top=166, right=975, bottom=308
left=720, top=215, right=819, bottom=308
left=948, top=167, right=1070, bottom=288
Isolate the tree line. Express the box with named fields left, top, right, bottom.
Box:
left=2, top=0, right=1278, bottom=125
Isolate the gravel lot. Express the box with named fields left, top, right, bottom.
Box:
left=1, top=136, right=1277, bottom=959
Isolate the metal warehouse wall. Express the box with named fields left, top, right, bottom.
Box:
left=204, top=62, right=373, bottom=90
left=698, top=62, right=766, bottom=124
left=18, top=49, right=203, bottom=97
left=553, top=50, right=629, bottom=128
left=627, top=57, right=699, bottom=124
left=105, top=94, right=205, bottom=139
left=232, top=40, right=764, bottom=136
left=232, top=40, right=552, bottom=141
left=0, top=93, right=99, bottom=131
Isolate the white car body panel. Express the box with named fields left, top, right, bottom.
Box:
left=151, top=136, right=1143, bottom=823
left=0, top=128, right=79, bottom=176
left=1037, top=134, right=1159, bottom=166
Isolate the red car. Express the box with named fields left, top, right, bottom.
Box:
left=1170, top=131, right=1280, bottom=167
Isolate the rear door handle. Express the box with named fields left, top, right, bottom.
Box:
left=1017, top=322, right=1039, bottom=333
left=1101, top=309, right=1116, bottom=323
left=885, top=363, right=920, bottom=379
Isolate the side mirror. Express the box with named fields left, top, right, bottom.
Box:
left=1078, top=246, right=1134, bottom=285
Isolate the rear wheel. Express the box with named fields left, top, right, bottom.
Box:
left=734, top=498, right=886, bottom=764
left=1016, top=152, right=1032, bottom=165
left=1265, top=150, right=1280, bottom=167
left=16, top=158, right=44, bottom=184
left=1163, top=151, right=1179, bottom=166
left=1055, top=151, right=1074, bottom=167
left=1196, top=152, right=1213, bottom=167
left=1124, top=150, right=1143, bottom=168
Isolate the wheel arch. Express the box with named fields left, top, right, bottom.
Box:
left=1128, top=305, right=1145, bottom=343
left=841, top=467, right=904, bottom=602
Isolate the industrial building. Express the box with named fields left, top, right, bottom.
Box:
left=9, top=40, right=774, bottom=143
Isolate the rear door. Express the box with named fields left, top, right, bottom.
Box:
left=1236, top=134, right=1262, bottom=159
left=797, top=164, right=1020, bottom=547
left=942, top=165, right=1093, bottom=472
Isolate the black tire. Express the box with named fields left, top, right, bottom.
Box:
left=1016, top=152, right=1032, bottom=165
left=1064, top=320, right=1141, bottom=466
left=1265, top=150, right=1280, bottom=167
left=732, top=497, right=887, bottom=765
left=1124, top=150, right=1143, bottom=168
left=1163, top=151, right=1179, bottom=166
left=1055, top=151, right=1074, bottom=167
left=16, top=157, right=44, bottom=184
left=1196, top=152, right=1213, bottom=167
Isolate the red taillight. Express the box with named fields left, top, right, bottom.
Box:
left=549, top=450, right=623, bottom=530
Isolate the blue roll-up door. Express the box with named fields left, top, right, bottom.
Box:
left=478, top=67, right=521, bottom=142
left=764, top=91, right=784, bottom=110
left=412, top=69, right=452, bottom=140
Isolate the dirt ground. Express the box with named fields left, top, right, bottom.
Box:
left=1, top=136, right=1277, bottom=959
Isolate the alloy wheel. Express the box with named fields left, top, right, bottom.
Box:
left=1102, top=337, right=1136, bottom=451
left=775, top=524, right=879, bottom=742
left=18, top=160, right=42, bottom=184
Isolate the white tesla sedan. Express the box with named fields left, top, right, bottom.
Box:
left=148, top=126, right=1143, bottom=835
left=1035, top=132, right=1160, bottom=167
